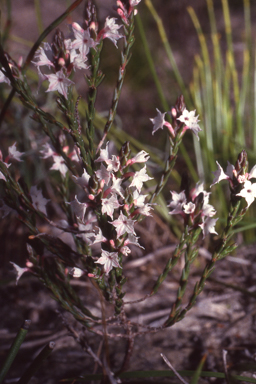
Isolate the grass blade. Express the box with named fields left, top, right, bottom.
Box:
left=190, top=354, right=207, bottom=384
left=144, top=0, right=191, bottom=105
left=0, top=320, right=31, bottom=383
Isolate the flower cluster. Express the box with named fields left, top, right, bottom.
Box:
left=40, top=141, right=79, bottom=177
left=0, top=142, right=52, bottom=217
left=150, top=107, right=201, bottom=139
left=31, top=13, right=124, bottom=99
left=0, top=0, right=145, bottom=284
left=168, top=182, right=218, bottom=238
left=211, top=151, right=256, bottom=207
left=116, top=0, right=142, bottom=24
left=0, top=142, right=24, bottom=181
left=67, top=142, right=152, bottom=275
left=0, top=139, right=152, bottom=278
left=0, top=53, right=23, bottom=85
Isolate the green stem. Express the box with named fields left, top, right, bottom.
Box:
left=0, top=320, right=31, bottom=383
left=150, top=231, right=187, bottom=296
left=34, top=0, right=44, bottom=35
left=164, top=228, right=201, bottom=327
left=97, top=12, right=135, bottom=153
left=86, top=41, right=104, bottom=165
left=165, top=199, right=247, bottom=328
left=149, top=134, right=182, bottom=204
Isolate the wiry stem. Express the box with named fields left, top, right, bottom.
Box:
left=164, top=199, right=247, bottom=327
left=86, top=40, right=104, bottom=168
left=97, top=12, right=135, bottom=153
left=150, top=228, right=188, bottom=296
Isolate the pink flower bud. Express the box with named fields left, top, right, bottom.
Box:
left=171, top=107, right=177, bottom=118
left=26, top=260, right=33, bottom=268
left=124, top=204, right=129, bottom=212
left=58, top=58, right=65, bottom=67
left=18, top=56, right=23, bottom=68
left=63, top=145, right=69, bottom=153
left=109, top=239, right=115, bottom=248
left=90, top=22, right=97, bottom=31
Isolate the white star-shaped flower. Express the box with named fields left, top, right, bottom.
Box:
left=50, top=155, right=68, bottom=177
left=40, top=143, right=55, bottom=159
left=150, top=108, right=167, bottom=135
left=8, top=142, right=24, bottom=162
left=106, top=155, right=120, bottom=172
left=225, top=162, right=235, bottom=178
left=76, top=221, right=94, bottom=245
left=32, top=45, right=54, bottom=69
left=183, top=202, right=195, bottom=214
left=199, top=217, right=218, bottom=238
left=70, top=267, right=84, bottom=278
left=67, top=195, right=88, bottom=222
left=249, top=165, right=256, bottom=180
left=65, top=38, right=90, bottom=71
left=111, top=211, right=136, bottom=238
left=192, top=181, right=205, bottom=198
left=177, top=108, right=201, bottom=139
left=202, top=202, right=216, bottom=217
left=72, top=169, right=91, bottom=189
left=210, top=161, right=230, bottom=187
left=45, top=70, right=74, bottom=99
left=138, top=203, right=152, bottom=216
left=100, top=17, right=123, bottom=48
left=111, top=174, right=125, bottom=198
left=101, top=193, right=121, bottom=219
left=131, top=150, right=150, bottom=164
left=30, top=186, right=50, bottom=216
left=124, top=233, right=144, bottom=249
left=129, top=166, right=153, bottom=192
left=71, top=22, right=96, bottom=59
left=95, top=142, right=110, bottom=163
left=95, top=164, right=111, bottom=186
left=168, top=190, right=186, bottom=215
left=10, top=262, right=29, bottom=284
left=92, top=227, right=107, bottom=245
left=120, top=245, right=131, bottom=256
left=130, top=0, right=141, bottom=6
left=133, top=189, right=147, bottom=208
left=96, top=250, right=121, bottom=275
left=236, top=180, right=256, bottom=207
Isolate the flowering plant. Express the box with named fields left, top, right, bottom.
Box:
left=0, top=0, right=256, bottom=379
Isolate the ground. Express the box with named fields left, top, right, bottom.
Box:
left=1, top=216, right=256, bottom=383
